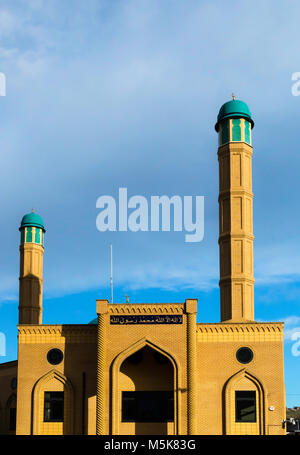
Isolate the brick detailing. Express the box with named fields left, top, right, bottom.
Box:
left=218, top=141, right=255, bottom=321
left=19, top=243, right=44, bottom=324
left=187, top=312, right=197, bottom=434
left=196, top=322, right=284, bottom=342
left=18, top=325, right=97, bottom=344
left=108, top=304, right=184, bottom=315
left=96, top=314, right=106, bottom=435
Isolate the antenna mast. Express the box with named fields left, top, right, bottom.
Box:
left=110, top=244, right=113, bottom=304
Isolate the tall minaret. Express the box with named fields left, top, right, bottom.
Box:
left=18, top=211, right=45, bottom=324
left=215, top=97, right=255, bottom=322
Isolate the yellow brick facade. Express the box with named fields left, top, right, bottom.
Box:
left=2, top=313, right=284, bottom=435
left=0, top=99, right=286, bottom=435
left=16, top=325, right=97, bottom=435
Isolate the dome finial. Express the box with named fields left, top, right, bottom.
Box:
left=31, top=208, right=34, bottom=213
left=232, top=93, right=235, bottom=100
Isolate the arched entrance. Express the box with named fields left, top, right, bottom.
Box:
left=111, top=339, right=179, bottom=435
left=5, top=393, right=16, bottom=434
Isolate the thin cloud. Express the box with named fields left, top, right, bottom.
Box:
left=0, top=0, right=300, bottom=313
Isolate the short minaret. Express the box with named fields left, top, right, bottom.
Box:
left=215, top=98, right=255, bottom=322
left=18, top=211, right=46, bottom=324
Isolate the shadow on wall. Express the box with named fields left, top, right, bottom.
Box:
left=19, top=273, right=42, bottom=324
left=60, top=326, right=97, bottom=435
left=116, top=345, right=174, bottom=435
left=30, top=326, right=97, bottom=435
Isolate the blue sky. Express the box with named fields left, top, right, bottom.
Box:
left=0, top=0, right=299, bottom=407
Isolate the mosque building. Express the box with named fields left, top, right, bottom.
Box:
left=0, top=99, right=286, bottom=435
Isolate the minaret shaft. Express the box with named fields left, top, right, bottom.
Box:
left=218, top=141, right=254, bottom=321
left=19, top=241, right=44, bottom=324
left=18, top=213, right=45, bottom=325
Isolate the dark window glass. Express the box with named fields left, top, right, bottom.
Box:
left=9, top=408, right=16, bottom=431
left=235, top=391, right=256, bottom=422
left=236, top=347, right=253, bottom=364
left=47, top=348, right=64, bottom=365
left=44, top=392, right=64, bottom=422
left=122, top=391, right=174, bottom=422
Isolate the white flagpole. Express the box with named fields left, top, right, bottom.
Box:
left=110, top=244, right=113, bottom=304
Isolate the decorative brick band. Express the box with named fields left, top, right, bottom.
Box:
left=196, top=323, right=284, bottom=333
left=18, top=324, right=97, bottom=344
left=108, top=303, right=185, bottom=315
left=196, top=323, right=284, bottom=342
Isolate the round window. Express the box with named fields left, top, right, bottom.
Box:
left=47, top=348, right=64, bottom=365
left=236, top=347, right=253, bottom=364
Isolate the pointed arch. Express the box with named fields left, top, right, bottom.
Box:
left=32, top=369, right=74, bottom=435
left=5, top=392, right=16, bottom=411
left=223, top=368, right=266, bottom=435
left=111, top=337, right=181, bottom=435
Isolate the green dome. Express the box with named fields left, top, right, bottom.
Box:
left=20, top=212, right=45, bottom=231
left=88, top=318, right=97, bottom=325
left=215, top=99, right=254, bottom=131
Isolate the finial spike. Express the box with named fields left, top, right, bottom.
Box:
left=31, top=208, right=34, bottom=213
left=126, top=294, right=129, bottom=303
left=232, top=93, right=235, bottom=100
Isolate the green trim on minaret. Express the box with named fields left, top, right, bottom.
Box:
left=215, top=99, right=254, bottom=132
left=19, top=212, right=46, bottom=232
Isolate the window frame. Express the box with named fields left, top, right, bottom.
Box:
left=43, top=391, right=64, bottom=423
left=122, top=390, right=174, bottom=423
left=235, top=390, right=257, bottom=423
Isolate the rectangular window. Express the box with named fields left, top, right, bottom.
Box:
left=221, top=120, right=229, bottom=145
left=232, top=118, right=242, bottom=142
left=235, top=391, right=256, bottom=422
left=26, top=227, right=32, bottom=243
left=9, top=408, right=16, bottom=431
left=44, top=391, right=64, bottom=422
left=244, top=119, right=251, bottom=144
left=122, top=391, right=174, bottom=423
left=35, top=228, right=41, bottom=244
